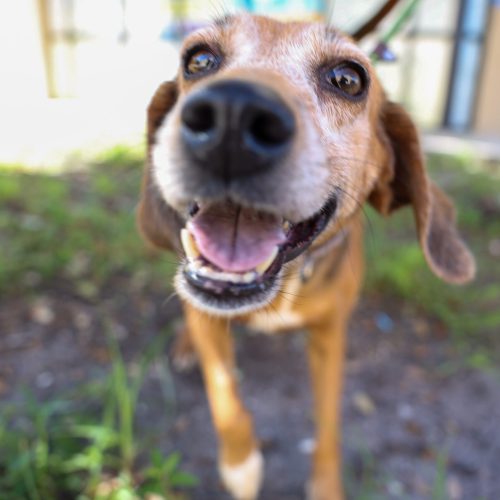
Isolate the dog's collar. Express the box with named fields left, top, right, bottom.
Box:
left=300, top=229, right=350, bottom=283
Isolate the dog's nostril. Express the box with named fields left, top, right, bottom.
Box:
left=248, top=110, right=294, bottom=147
left=181, top=81, right=296, bottom=176
left=182, top=102, right=215, bottom=133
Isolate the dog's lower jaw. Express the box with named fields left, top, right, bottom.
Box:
left=219, top=449, right=264, bottom=500
left=174, top=268, right=282, bottom=318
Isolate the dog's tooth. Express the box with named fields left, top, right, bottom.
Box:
left=198, top=265, right=211, bottom=277
left=283, top=220, right=290, bottom=232
left=223, top=271, right=255, bottom=284
left=223, top=271, right=244, bottom=283
left=191, top=259, right=203, bottom=270
left=180, top=228, right=200, bottom=261
left=255, top=247, right=279, bottom=275
left=242, top=272, right=257, bottom=283
left=190, top=263, right=258, bottom=285
left=186, top=259, right=202, bottom=272
left=187, top=256, right=263, bottom=285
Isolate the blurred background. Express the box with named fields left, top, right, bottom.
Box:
left=0, top=1, right=499, bottom=499
left=1, top=0, right=500, bottom=165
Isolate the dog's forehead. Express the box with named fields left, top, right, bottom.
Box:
left=184, top=14, right=369, bottom=76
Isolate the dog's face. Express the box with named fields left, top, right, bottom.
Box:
left=154, top=15, right=381, bottom=222
left=139, top=14, right=475, bottom=316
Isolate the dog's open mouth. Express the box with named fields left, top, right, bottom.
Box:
left=180, top=196, right=336, bottom=304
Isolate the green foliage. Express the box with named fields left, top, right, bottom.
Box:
left=93, top=144, right=145, bottom=167
left=344, top=447, right=386, bottom=500
left=364, top=153, right=500, bottom=363
left=345, top=445, right=460, bottom=500
left=0, top=332, right=196, bottom=499
left=431, top=449, right=448, bottom=500
left=0, top=147, right=176, bottom=297
left=1, top=147, right=499, bottom=363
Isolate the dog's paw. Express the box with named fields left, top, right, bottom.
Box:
left=219, top=449, right=263, bottom=500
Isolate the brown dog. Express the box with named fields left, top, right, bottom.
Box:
left=138, top=13, right=475, bottom=500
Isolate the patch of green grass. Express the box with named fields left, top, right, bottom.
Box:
left=1, top=147, right=498, bottom=363
left=430, top=448, right=448, bottom=500
left=344, top=448, right=386, bottom=500
left=364, top=153, right=500, bottom=363
left=0, top=330, right=196, bottom=499
left=0, top=146, right=175, bottom=298
left=345, top=445, right=464, bottom=500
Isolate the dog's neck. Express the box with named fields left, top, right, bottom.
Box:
left=300, top=227, right=350, bottom=282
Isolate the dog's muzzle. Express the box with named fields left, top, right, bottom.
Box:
left=171, top=79, right=337, bottom=313
left=180, top=80, right=295, bottom=180
left=176, top=195, right=337, bottom=314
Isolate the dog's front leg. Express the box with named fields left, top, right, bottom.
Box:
left=184, top=304, right=263, bottom=500
left=306, top=315, right=347, bottom=500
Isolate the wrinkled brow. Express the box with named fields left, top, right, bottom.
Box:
left=213, top=14, right=234, bottom=28
left=324, top=26, right=342, bottom=42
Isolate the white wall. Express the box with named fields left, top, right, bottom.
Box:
left=0, top=0, right=180, bottom=167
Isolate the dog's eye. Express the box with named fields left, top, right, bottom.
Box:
left=327, top=63, right=366, bottom=97
left=185, top=48, right=219, bottom=76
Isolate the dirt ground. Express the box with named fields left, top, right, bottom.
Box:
left=1, top=287, right=499, bottom=500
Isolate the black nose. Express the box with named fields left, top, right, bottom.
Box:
left=180, top=80, right=295, bottom=179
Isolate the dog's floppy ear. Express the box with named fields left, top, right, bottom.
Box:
left=138, top=80, right=182, bottom=253
left=369, top=100, right=475, bottom=284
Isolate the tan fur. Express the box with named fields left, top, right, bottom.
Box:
left=138, top=14, right=475, bottom=500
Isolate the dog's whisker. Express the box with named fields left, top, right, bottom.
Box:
left=161, top=290, right=179, bottom=308
left=335, top=185, right=377, bottom=249
left=265, top=299, right=289, bottom=325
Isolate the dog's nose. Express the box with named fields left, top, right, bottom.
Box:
left=180, top=80, right=295, bottom=179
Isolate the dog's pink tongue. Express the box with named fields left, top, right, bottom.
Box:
left=189, top=202, right=286, bottom=272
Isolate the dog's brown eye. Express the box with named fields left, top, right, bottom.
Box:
left=327, top=63, right=366, bottom=97
left=185, top=49, right=219, bottom=76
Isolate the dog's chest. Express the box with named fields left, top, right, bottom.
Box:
left=245, top=275, right=305, bottom=334
left=246, top=307, right=304, bottom=333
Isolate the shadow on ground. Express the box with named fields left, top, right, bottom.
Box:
left=1, top=290, right=499, bottom=499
